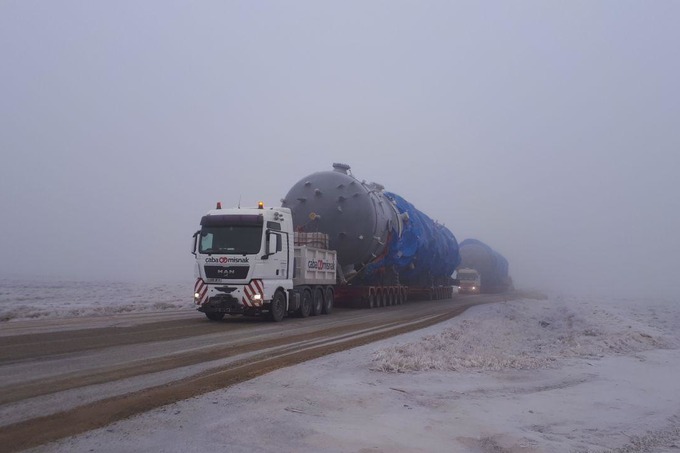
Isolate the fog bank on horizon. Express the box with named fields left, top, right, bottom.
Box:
left=1, top=2, right=678, bottom=298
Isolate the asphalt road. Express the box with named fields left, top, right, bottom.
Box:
left=0, top=291, right=527, bottom=452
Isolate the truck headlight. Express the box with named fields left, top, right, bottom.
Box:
left=252, top=294, right=262, bottom=301
left=194, top=292, right=200, bottom=299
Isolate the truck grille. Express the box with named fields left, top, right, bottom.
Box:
left=204, top=266, right=249, bottom=279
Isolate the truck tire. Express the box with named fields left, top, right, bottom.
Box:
left=322, top=287, right=333, bottom=315
left=205, top=312, right=225, bottom=321
left=269, top=290, right=286, bottom=322
left=311, top=287, right=324, bottom=316
left=298, top=288, right=312, bottom=318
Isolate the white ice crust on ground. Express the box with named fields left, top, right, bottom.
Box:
left=29, top=293, right=680, bottom=453
left=0, top=279, right=192, bottom=322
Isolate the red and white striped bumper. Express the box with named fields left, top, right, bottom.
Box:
left=241, top=279, right=264, bottom=307
left=194, top=278, right=266, bottom=308
left=194, top=278, right=209, bottom=305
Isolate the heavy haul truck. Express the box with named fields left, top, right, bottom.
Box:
left=191, top=163, right=461, bottom=321
left=457, top=239, right=513, bottom=294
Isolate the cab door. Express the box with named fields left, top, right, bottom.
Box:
left=266, top=230, right=289, bottom=280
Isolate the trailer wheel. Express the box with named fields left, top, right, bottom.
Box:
left=298, top=288, right=312, bottom=318
left=205, top=312, right=225, bottom=321
left=311, top=287, right=324, bottom=316
left=322, top=287, right=333, bottom=315
left=368, top=288, right=376, bottom=309
left=269, top=290, right=286, bottom=322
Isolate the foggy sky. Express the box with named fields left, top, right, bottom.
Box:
left=1, top=1, right=678, bottom=297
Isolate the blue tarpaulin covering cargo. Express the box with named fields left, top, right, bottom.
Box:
left=362, top=192, right=461, bottom=286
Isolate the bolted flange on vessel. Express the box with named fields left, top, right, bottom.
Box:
left=281, top=163, right=461, bottom=286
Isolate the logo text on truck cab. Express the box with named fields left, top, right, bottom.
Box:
left=205, top=256, right=250, bottom=264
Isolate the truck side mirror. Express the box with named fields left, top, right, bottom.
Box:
left=267, top=233, right=278, bottom=255
left=262, top=232, right=279, bottom=259
left=191, top=231, right=199, bottom=256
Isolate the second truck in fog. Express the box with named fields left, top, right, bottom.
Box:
left=457, top=238, right=512, bottom=294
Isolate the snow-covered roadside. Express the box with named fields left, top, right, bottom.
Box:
left=0, top=279, right=193, bottom=322
left=31, top=294, right=680, bottom=453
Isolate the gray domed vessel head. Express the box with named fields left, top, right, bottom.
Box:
left=281, top=163, right=398, bottom=268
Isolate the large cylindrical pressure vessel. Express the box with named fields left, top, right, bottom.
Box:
left=458, top=239, right=511, bottom=293
left=281, top=163, right=398, bottom=268
left=282, top=164, right=461, bottom=286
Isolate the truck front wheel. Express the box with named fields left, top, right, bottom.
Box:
left=269, top=290, right=286, bottom=322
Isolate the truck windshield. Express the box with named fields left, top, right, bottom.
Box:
left=458, top=273, right=478, bottom=281
left=199, top=226, right=263, bottom=255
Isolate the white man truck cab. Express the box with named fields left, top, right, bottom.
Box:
left=191, top=202, right=336, bottom=322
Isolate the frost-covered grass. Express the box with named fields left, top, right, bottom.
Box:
left=576, top=415, right=680, bottom=453
left=373, top=295, right=679, bottom=373
left=0, top=278, right=194, bottom=321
